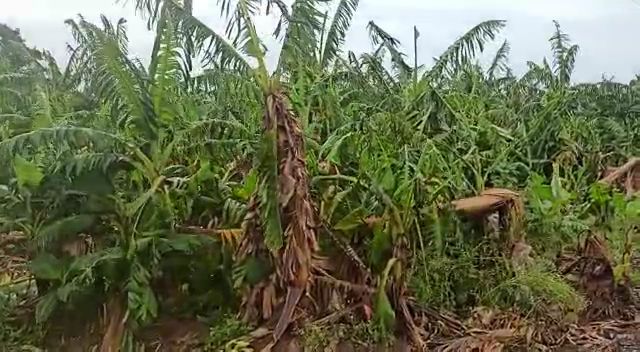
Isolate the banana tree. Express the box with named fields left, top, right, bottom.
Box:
left=124, top=0, right=366, bottom=342
left=0, top=13, right=256, bottom=349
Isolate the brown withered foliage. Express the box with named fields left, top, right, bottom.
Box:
left=435, top=329, right=515, bottom=352
left=452, top=188, right=520, bottom=216
left=237, top=91, right=383, bottom=347
left=237, top=91, right=319, bottom=342
left=452, top=188, right=531, bottom=266
left=434, top=307, right=640, bottom=352
left=579, top=234, right=620, bottom=321
left=237, top=196, right=279, bottom=323
left=558, top=233, right=627, bottom=321
left=0, top=231, right=28, bottom=282
left=600, top=157, right=639, bottom=196
left=565, top=320, right=640, bottom=352
left=266, top=91, right=319, bottom=340
left=452, top=188, right=525, bottom=243
left=100, top=295, right=127, bottom=352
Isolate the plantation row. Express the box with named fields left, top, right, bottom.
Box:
left=0, top=0, right=639, bottom=350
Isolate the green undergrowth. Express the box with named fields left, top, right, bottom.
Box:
left=485, top=264, right=585, bottom=315
left=410, top=243, right=584, bottom=318
left=204, top=314, right=252, bottom=351
left=410, top=170, right=638, bottom=321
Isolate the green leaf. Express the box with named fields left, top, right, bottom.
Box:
left=589, top=183, right=610, bottom=206
left=529, top=174, right=552, bottom=202
left=67, top=248, right=124, bottom=278
left=36, top=291, right=58, bottom=324
left=32, top=114, right=52, bottom=129
left=0, top=185, right=9, bottom=197
left=127, top=176, right=166, bottom=217
left=33, top=86, right=53, bottom=129
left=71, top=169, right=115, bottom=196
left=56, top=283, right=76, bottom=303
left=259, top=130, right=283, bottom=252
left=0, top=127, right=125, bottom=158
left=374, top=289, right=395, bottom=332
left=378, top=167, right=395, bottom=192
left=374, top=258, right=398, bottom=333
left=325, top=187, right=352, bottom=223
left=334, top=207, right=367, bottom=231
left=550, top=164, right=570, bottom=202
left=14, top=155, right=44, bottom=188
left=143, top=285, right=158, bottom=319
left=159, top=234, right=203, bottom=253
left=233, top=169, right=258, bottom=200
left=369, top=224, right=391, bottom=271
left=325, top=132, right=353, bottom=165
left=126, top=260, right=158, bottom=323
left=37, top=214, right=96, bottom=249
left=244, top=256, right=271, bottom=285
left=321, top=0, right=360, bottom=67
left=626, top=199, right=640, bottom=218
left=30, top=253, right=63, bottom=280
left=194, top=160, right=215, bottom=183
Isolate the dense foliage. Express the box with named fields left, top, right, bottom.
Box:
left=0, top=0, right=639, bottom=350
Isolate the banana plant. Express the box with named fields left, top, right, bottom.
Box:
left=0, top=13, right=248, bottom=347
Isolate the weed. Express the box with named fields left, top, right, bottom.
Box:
left=204, top=315, right=251, bottom=351
left=484, top=263, right=585, bottom=315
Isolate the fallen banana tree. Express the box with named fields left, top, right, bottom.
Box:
left=600, top=157, right=640, bottom=196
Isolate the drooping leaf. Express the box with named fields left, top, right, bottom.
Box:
left=35, top=291, right=59, bottom=324
left=550, top=21, right=578, bottom=85
left=277, top=0, right=325, bottom=71
left=378, top=167, right=396, bottom=192
left=324, top=186, right=352, bottom=223
left=369, top=223, right=391, bottom=271
left=323, top=131, right=353, bottom=165
left=367, top=21, right=411, bottom=79
left=30, top=253, right=64, bottom=281
left=487, top=39, right=510, bottom=80
left=321, top=0, right=359, bottom=67
left=37, top=214, right=96, bottom=249
left=429, top=20, right=505, bottom=80
left=374, top=258, right=398, bottom=332
left=334, top=206, right=367, bottom=231
left=70, top=169, right=115, bottom=195
left=127, top=176, right=166, bottom=217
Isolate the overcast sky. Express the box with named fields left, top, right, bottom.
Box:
left=3, top=0, right=640, bottom=82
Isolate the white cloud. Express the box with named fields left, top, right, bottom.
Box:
left=2, top=0, right=640, bottom=82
